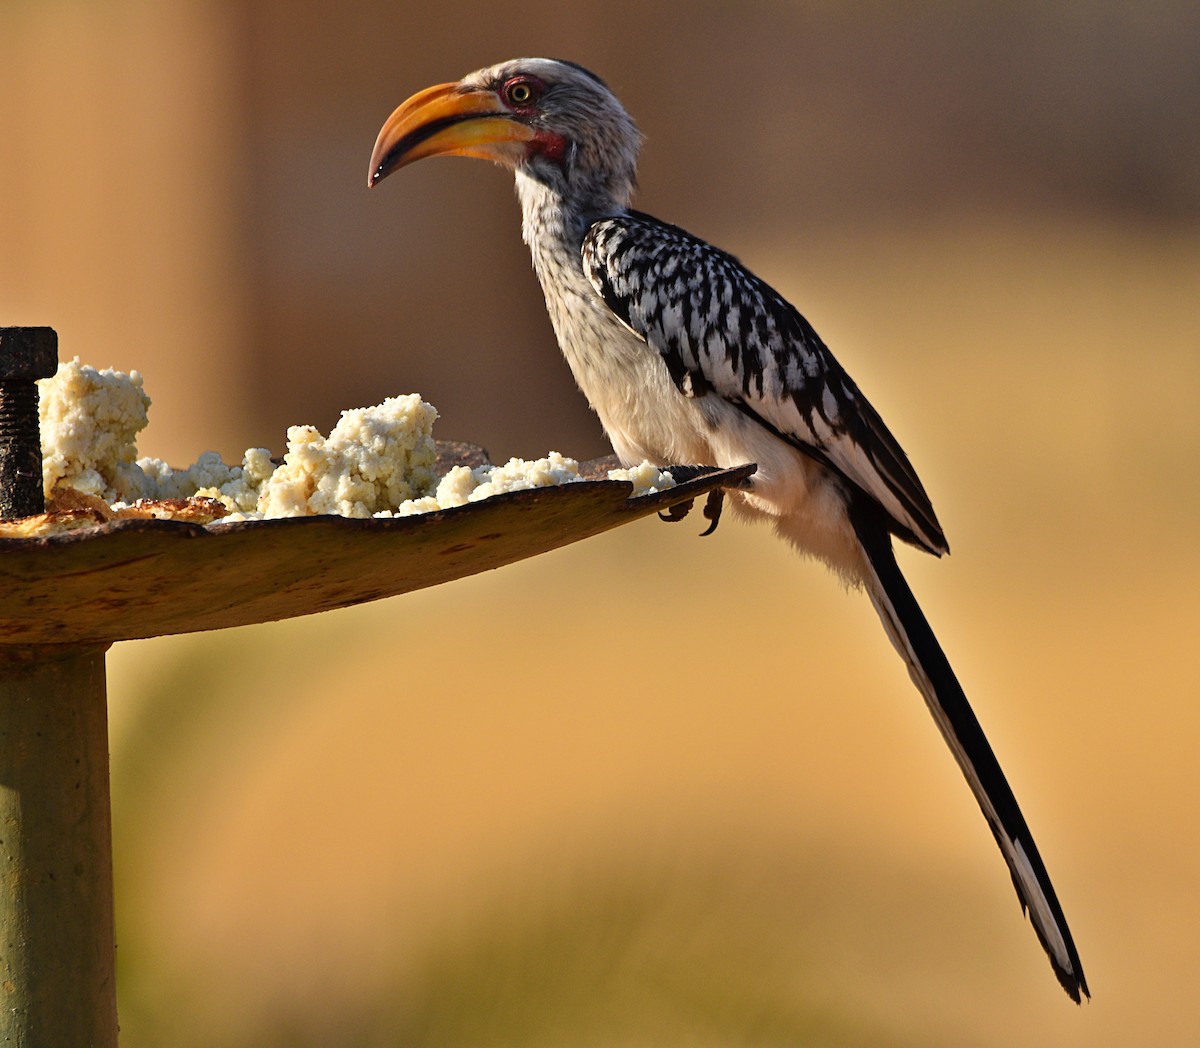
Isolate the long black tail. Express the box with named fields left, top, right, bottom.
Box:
left=851, top=504, right=1089, bottom=1002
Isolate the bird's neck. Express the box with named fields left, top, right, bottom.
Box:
left=515, top=169, right=627, bottom=255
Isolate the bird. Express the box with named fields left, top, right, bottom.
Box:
left=367, top=57, right=1088, bottom=1002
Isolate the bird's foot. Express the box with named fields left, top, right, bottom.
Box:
left=658, top=499, right=695, bottom=524
left=657, top=488, right=726, bottom=536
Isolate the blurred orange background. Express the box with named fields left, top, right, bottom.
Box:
left=3, top=2, right=1199, bottom=1044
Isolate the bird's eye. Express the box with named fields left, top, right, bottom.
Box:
left=502, top=77, right=541, bottom=108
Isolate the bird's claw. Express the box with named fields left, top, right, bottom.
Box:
left=657, top=488, right=726, bottom=536
left=699, top=488, right=725, bottom=536
left=658, top=499, right=694, bottom=524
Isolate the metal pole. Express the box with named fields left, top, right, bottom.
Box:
left=0, top=645, right=118, bottom=1047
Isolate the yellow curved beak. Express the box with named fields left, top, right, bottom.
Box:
left=367, top=82, right=537, bottom=187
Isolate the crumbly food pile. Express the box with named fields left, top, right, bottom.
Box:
left=12, top=359, right=675, bottom=535
left=39, top=358, right=156, bottom=503
left=205, top=396, right=442, bottom=521
left=383, top=453, right=674, bottom=517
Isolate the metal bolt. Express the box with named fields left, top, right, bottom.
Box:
left=0, top=327, right=58, bottom=519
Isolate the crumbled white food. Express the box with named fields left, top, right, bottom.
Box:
left=189, top=448, right=277, bottom=513
left=35, top=360, right=673, bottom=530
left=254, top=396, right=438, bottom=518
left=606, top=461, right=677, bottom=496
left=39, top=358, right=155, bottom=502
left=381, top=454, right=675, bottom=518
left=384, top=451, right=583, bottom=517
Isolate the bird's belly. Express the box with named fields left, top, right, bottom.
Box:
left=551, top=299, right=714, bottom=465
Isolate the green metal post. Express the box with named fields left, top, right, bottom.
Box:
left=0, top=645, right=118, bottom=1047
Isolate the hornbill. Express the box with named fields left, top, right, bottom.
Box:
left=367, top=57, right=1088, bottom=1001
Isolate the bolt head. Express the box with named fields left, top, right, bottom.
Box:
left=0, top=328, right=58, bottom=381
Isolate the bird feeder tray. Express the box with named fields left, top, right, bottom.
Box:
left=0, top=434, right=751, bottom=1046
left=0, top=442, right=753, bottom=647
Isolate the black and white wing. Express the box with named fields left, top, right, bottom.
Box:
left=582, top=211, right=946, bottom=555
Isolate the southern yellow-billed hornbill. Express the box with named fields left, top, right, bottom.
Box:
left=367, top=57, right=1088, bottom=1002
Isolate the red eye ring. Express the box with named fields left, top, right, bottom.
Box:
left=501, top=76, right=543, bottom=109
